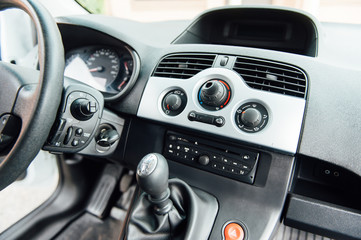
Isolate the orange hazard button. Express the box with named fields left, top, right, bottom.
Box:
left=224, top=222, right=245, bottom=240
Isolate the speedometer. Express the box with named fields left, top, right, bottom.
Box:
left=86, top=48, right=120, bottom=87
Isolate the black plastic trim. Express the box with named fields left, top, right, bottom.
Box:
left=285, top=194, right=361, bottom=240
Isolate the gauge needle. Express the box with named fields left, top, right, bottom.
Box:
left=89, top=66, right=104, bottom=72
left=124, top=62, right=130, bottom=74
left=118, top=81, right=126, bottom=89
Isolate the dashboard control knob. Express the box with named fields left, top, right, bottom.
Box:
left=200, top=80, right=226, bottom=106
left=161, top=89, right=187, bottom=116
left=198, top=155, right=210, bottom=165
left=235, top=102, right=269, bottom=133
left=199, top=79, right=231, bottom=111
left=71, top=98, right=98, bottom=121
left=164, top=94, right=182, bottom=111
left=240, top=108, right=262, bottom=127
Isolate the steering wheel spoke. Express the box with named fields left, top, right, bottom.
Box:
left=0, top=114, right=21, bottom=155
left=0, top=60, right=40, bottom=112
left=0, top=62, right=37, bottom=115
left=0, top=60, right=42, bottom=156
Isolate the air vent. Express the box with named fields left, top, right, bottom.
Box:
left=233, top=57, right=307, bottom=98
left=153, top=54, right=216, bottom=79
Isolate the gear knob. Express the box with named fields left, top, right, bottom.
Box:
left=136, top=153, right=172, bottom=214
left=136, top=153, right=169, bottom=198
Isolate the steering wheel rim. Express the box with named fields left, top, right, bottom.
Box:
left=0, top=0, right=64, bottom=190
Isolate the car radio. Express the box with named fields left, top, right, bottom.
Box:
left=163, top=132, right=259, bottom=184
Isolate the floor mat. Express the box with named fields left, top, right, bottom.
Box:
left=53, top=185, right=136, bottom=240
left=54, top=213, right=124, bottom=240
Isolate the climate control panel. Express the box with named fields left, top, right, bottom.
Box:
left=138, top=67, right=306, bottom=153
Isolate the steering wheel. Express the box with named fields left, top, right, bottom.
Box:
left=0, top=0, right=64, bottom=190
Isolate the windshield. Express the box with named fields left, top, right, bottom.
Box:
left=76, top=0, right=361, bottom=24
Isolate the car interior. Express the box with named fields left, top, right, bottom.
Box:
left=0, top=0, right=361, bottom=240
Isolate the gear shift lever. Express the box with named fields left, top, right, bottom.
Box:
left=127, top=153, right=218, bottom=240
left=136, top=153, right=173, bottom=215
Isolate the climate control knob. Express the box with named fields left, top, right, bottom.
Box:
left=235, top=102, right=269, bottom=133
left=240, top=108, right=262, bottom=127
left=164, top=94, right=182, bottom=111
left=198, top=79, right=231, bottom=111
left=161, top=89, right=187, bottom=116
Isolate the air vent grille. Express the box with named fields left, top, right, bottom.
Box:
left=233, top=57, right=307, bottom=98
left=153, top=54, right=216, bottom=79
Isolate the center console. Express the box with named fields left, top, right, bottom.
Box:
left=134, top=51, right=308, bottom=239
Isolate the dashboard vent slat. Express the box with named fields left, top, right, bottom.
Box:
left=233, top=57, right=307, bottom=98
left=153, top=54, right=216, bottom=79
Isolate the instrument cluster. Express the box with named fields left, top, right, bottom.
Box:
left=64, top=45, right=139, bottom=100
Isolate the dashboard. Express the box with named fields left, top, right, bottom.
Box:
left=53, top=6, right=361, bottom=240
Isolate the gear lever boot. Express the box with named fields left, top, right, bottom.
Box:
left=125, top=153, right=218, bottom=240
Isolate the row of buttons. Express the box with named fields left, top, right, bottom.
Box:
left=211, top=155, right=251, bottom=171
left=63, top=126, right=83, bottom=145
left=168, top=143, right=199, bottom=154
left=66, top=126, right=89, bottom=147
left=166, top=145, right=251, bottom=176
left=167, top=143, right=197, bottom=161
left=51, top=123, right=90, bottom=148
left=168, top=142, right=253, bottom=170
left=188, top=111, right=225, bottom=127
left=211, top=162, right=249, bottom=176
left=168, top=149, right=197, bottom=161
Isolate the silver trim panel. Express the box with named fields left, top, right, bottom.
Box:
left=138, top=68, right=305, bottom=154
